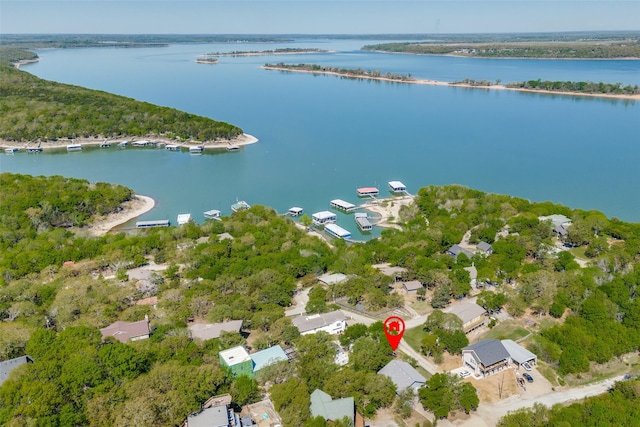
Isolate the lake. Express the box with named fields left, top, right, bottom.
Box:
left=1, top=37, right=639, bottom=239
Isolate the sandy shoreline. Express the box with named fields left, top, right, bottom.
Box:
left=263, top=66, right=640, bottom=101
left=360, top=195, right=415, bottom=230
left=0, top=133, right=258, bottom=152
left=87, top=194, right=155, bottom=236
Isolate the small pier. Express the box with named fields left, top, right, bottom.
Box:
left=136, top=219, right=170, bottom=228
left=231, top=200, right=250, bottom=213
left=354, top=213, right=372, bottom=231
left=330, top=199, right=357, bottom=212
left=312, top=211, right=337, bottom=225
left=325, top=223, right=352, bottom=240
left=132, top=140, right=151, bottom=147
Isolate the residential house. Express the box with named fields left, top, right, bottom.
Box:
left=189, top=320, right=243, bottom=341
left=462, top=339, right=511, bottom=377
left=476, top=241, right=493, bottom=256
left=378, top=360, right=426, bottom=392
left=553, top=223, right=571, bottom=239
left=318, top=273, right=348, bottom=285
left=186, top=394, right=241, bottom=427
left=292, top=310, right=346, bottom=335
left=373, top=263, right=407, bottom=281
left=310, top=389, right=355, bottom=425
left=402, top=280, right=423, bottom=294
left=250, top=345, right=289, bottom=373
left=99, top=317, right=150, bottom=343
left=447, top=244, right=475, bottom=260
left=219, top=346, right=254, bottom=378
left=446, top=302, right=486, bottom=333
left=0, top=355, right=33, bottom=386
left=462, top=339, right=538, bottom=377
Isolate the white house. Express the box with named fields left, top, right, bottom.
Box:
left=292, top=310, right=346, bottom=335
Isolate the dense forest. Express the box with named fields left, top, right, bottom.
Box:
left=264, top=63, right=415, bottom=82
left=1, top=175, right=640, bottom=425
left=0, top=48, right=243, bottom=142
left=506, top=79, right=640, bottom=95
left=361, top=40, right=640, bottom=59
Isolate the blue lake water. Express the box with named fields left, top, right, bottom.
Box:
left=1, top=38, right=639, bottom=238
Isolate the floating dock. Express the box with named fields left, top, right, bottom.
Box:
left=66, top=144, right=82, bottom=151
left=189, top=146, right=204, bottom=154
left=177, top=213, right=192, bottom=225
left=26, top=147, right=42, bottom=153
left=330, top=199, right=357, bottom=212
left=231, top=200, right=250, bottom=213
left=288, top=207, right=304, bottom=216
left=117, top=141, right=129, bottom=148
left=325, top=223, right=352, bottom=240
left=357, top=187, right=379, bottom=197
left=388, top=181, right=407, bottom=193
left=312, top=211, right=337, bottom=225
left=165, top=144, right=180, bottom=151
left=203, top=209, right=222, bottom=220
left=132, top=140, right=151, bottom=147
left=354, top=213, right=372, bottom=231
left=4, top=147, right=19, bottom=154
left=136, top=219, right=170, bottom=228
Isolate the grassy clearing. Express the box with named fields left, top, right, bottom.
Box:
left=481, top=320, right=529, bottom=341
left=537, top=361, right=561, bottom=387
left=410, top=300, right=434, bottom=315
left=404, top=325, right=426, bottom=353
left=564, top=353, right=640, bottom=387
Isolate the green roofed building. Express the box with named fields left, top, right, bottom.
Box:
left=310, top=389, right=355, bottom=425
left=219, top=346, right=254, bottom=378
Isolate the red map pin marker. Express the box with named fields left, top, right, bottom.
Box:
left=383, top=316, right=405, bottom=351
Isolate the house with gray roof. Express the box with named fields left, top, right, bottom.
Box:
left=462, top=339, right=511, bottom=377
left=402, top=280, right=423, bottom=294
left=310, top=389, right=355, bottom=425
left=189, top=320, right=243, bottom=341
left=446, top=301, right=486, bottom=333
left=187, top=394, right=240, bottom=427
left=447, top=244, right=475, bottom=260
left=292, top=310, right=346, bottom=335
left=476, top=241, right=493, bottom=256
left=378, top=360, right=426, bottom=392
left=318, top=273, right=348, bottom=285
left=501, top=339, right=537, bottom=367
left=0, top=355, right=33, bottom=386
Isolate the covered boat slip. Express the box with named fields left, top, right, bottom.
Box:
left=388, top=181, right=407, bottom=193
left=287, top=207, right=304, bottom=216
left=177, top=213, right=192, bottom=225
left=330, top=199, right=357, bottom=212
left=354, top=213, right=372, bottom=231
left=312, top=211, right=337, bottom=225
left=357, top=187, right=379, bottom=197
left=136, top=219, right=170, bottom=228
left=203, top=209, right=222, bottom=220
left=325, top=223, right=352, bottom=240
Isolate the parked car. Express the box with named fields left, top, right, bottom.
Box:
left=523, top=373, right=534, bottom=383
left=459, top=370, right=471, bottom=378
left=522, top=362, right=532, bottom=371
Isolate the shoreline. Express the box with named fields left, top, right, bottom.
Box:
left=364, top=49, right=640, bottom=61
left=86, top=194, right=155, bottom=236
left=199, top=49, right=335, bottom=58
left=263, top=66, right=640, bottom=101
left=0, top=133, right=258, bottom=152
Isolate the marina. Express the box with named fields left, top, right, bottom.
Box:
left=357, top=187, right=379, bottom=197
left=312, top=211, right=337, bottom=225
left=231, top=200, right=250, bottom=213
left=325, top=223, right=352, bottom=240
left=354, top=212, right=372, bottom=232
left=66, top=144, right=82, bottom=152
left=330, top=199, right=357, bottom=212
left=177, top=213, right=192, bottom=225
left=136, top=219, right=170, bottom=228
left=203, top=209, right=222, bottom=220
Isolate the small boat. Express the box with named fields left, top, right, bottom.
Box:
left=165, top=144, right=180, bottom=151
left=66, top=143, right=82, bottom=151
left=26, top=147, right=42, bottom=153
left=100, top=141, right=111, bottom=148
left=231, top=200, right=250, bottom=213
left=226, top=144, right=240, bottom=151
left=4, top=147, right=19, bottom=154
left=189, top=145, right=204, bottom=154
left=117, top=141, right=129, bottom=148
left=203, top=209, right=222, bottom=220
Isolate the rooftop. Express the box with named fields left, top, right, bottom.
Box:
left=501, top=339, right=537, bottom=365
left=446, top=301, right=486, bottom=324
left=476, top=241, right=493, bottom=252
left=539, top=214, right=572, bottom=228
left=378, top=360, right=426, bottom=391
left=189, top=320, right=243, bottom=341
left=318, top=273, right=348, bottom=285
left=187, top=405, right=230, bottom=427
left=99, top=319, right=150, bottom=343
left=402, top=280, right=423, bottom=291
left=463, top=339, right=510, bottom=367
left=219, top=346, right=251, bottom=366
left=292, top=310, right=346, bottom=334
left=0, top=356, right=33, bottom=386
left=310, top=389, right=354, bottom=423
left=250, top=345, right=288, bottom=371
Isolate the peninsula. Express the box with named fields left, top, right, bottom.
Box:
left=263, top=63, right=640, bottom=101
left=200, top=47, right=331, bottom=57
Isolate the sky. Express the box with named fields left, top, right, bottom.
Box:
left=1, top=1, right=639, bottom=35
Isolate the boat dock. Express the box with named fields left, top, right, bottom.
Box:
left=287, top=207, right=304, bottom=216
left=354, top=213, right=372, bottom=231
left=388, top=180, right=409, bottom=194
left=189, top=145, right=204, bottom=154
left=4, top=147, right=19, bottom=154
left=26, top=147, right=42, bottom=153
left=231, top=200, right=250, bottom=213
left=357, top=187, right=379, bottom=198
left=325, top=223, right=352, bottom=240
left=330, top=199, right=357, bottom=212
left=165, top=144, right=180, bottom=151
left=66, top=143, right=82, bottom=151
left=177, top=213, right=192, bottom=225
left=312, top=211, right=337, bottom=225
left=136, top=219, right=170, bottom=228
left=203, top=209, right=222, bottom=220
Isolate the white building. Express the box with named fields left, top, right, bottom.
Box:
left=312, top=211, right=337, bottom=225
left=292, top=310, right=346, bottom=335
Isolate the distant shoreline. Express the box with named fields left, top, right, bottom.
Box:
left=199, top=49, right=334, bottom=58
left=364, top=49, right=640, bottom=61
left=263, top=66, right=640, bottom=101
left=0, top=133, right=259, bottom=152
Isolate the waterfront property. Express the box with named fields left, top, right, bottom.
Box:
left=177, top=213, right=192, bottom=225
left=132, top=140, right=151, bottom=147
left=66, top=143, right=82, bottom=151
left=117, top=141, right=129, bottom=148
left=203, top=209, right=222, bottom=220
left=312, top=211, right=337, bottom=225
left=357, top=187, right=379, bottom=197
left=330, top=199, right=357, bottom=212
left=292, top=310, right=347, bottom=335
left=325, top=223, right=352, bottom=239
left=287, top=206, right=304, bottom=216
left=231, top=200, right=250, bottom=213
left=388, top=181, right=406, bottom=193
left=136, top=219, right=170, bottom=228
left=226, top=144, right=240, bottom=151
left=354, top=212, right=372, bottom=231
left=26, top=147, right=42, bottom=153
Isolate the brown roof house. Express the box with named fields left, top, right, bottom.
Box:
left=189, top=320, right=243, bottom=341
left=99, top=316, right=151, bottom=343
